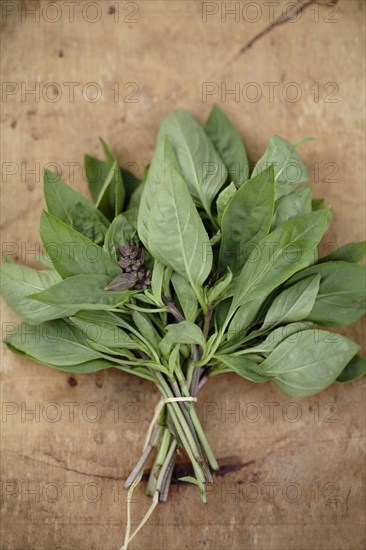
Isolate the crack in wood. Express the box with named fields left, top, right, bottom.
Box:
left=235, top=0, right=339, bottom=58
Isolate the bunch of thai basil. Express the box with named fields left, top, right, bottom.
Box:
left=2, top=106, right=365, bottom=536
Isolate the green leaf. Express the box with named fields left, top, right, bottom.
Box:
left=30, top=274, right=130, bottom=310
left=204, top=104, right=249, bottom=185
left=0, top=262, right=78, bottom=324
left=70, top=202, right=107, bottom=244
left=44, top=169, right=109, bottom=229
left=319, top=241, right=366, bottom=263
left=84, top=155, right=114, bottom=219
left=219, top=166, right=275, bottom=275
left=228, top=209, right=330, bottom=337
left=230, top=209, right=330, bottom=315
left=261, top=329, right=360, bottom=396
left=132, top=310, right=161, bottom=349
left=214, top=354, right=270, bottom=383
left=263, top=275, right=320, bottom=327
left=171, top=273, right=198, bottom=322
left=272, top=186, right=312, bottom=229
left=206, top=270, right=233, bottom=304
left=216, top=182, right=236, bottom=225
left=138, top=135, right=180, bottom=248
left=286, top=261, right=366, bottom=327
left=6, top=342, right=116, bottom=373
left=252, top=135, right=308, bottom=199
left=6, top=320, right=104, bottom=366
left=256, top=322, right=314, bottom=354
left=164, top=321, right=204, bottom=345
left=337, top=355, right=366, bottom=383
left=69, top=311, right=138, bottom=349
left=146, top=168, right=212, bottom=291
left=103, top=214, right=136, bottom=262
left=312, top=198, right=325, bottom=211
left=99, top=138, right=125, bottom=215
left=40, top=211, right=120, bottom=278
left=159, top=109, right=227, bottom=216
left=151, top=261, right=166, bottom=305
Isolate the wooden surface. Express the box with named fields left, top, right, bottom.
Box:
left=1, top=1, right=365, bottom=549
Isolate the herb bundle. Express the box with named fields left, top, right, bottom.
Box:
left=2, top=106, right=365, bottom=548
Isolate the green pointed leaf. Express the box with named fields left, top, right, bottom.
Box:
left=164, top=321, right=204, bottom=345
left=263, top=275, right=320, bottom=327
left=146, top=168, right=212, bottom=290
left=40, top=211, right=120, bottom=278
left=228, top=209, right=330, bottom=337
left=30, top=274, right=130, bottom=310
left=219, top=166, right=275, bottom=274
left=103, top=214, right=136, bottom=262
left=286, top=261, right=366, bottom=327
left=138, top=135, right=180, bottom=248
left=6, top=320, right=104, bottom=366
left=204, top=104, right=249, bottom=185
left=70, top=202, right=107, bottom=244
left=230, top=209, right=330, bottom=314
left=216, top=182, right=236, bottom=225
left=0, top=262, right=78, bottom=323
left=320, top=241, right=366, bottom=263
left=99, top=138, right=125, bottom=215
left=44, top=169, right=109, bottom=229
left=69, top=311, right=138, bottom=349
left=261, top=329, right=360, bottom=396
left=159, top=109, right=227, bottom=215
left=215, top=354, right=270, bottom=383
left=252, top=135, right=308, bottom=199
left=171, top=273, right=198, bottom=322
left=272, top=186, right=312, bottom=229
left=337, top=355, right=366, bottom=383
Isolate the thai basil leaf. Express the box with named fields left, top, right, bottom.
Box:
left=164, top=321, right=204, bottom=345
left=252, top=135, right=308, bottom=199
left=69, top=311, right=138, bottom=349
left=6, top=320, right=105, bottom=366
left=151, top=260, right=166, bottom=305
left=0, top=262, right=78, bottom=324
left=286, top=261, right=366, bottom=327
left=272, top=186, right=312, bottom=229
left=263, top=275, right=320, bottom=327
left=204, top=104, right=249, bottom=185
left=252, top=322, right=314, bottom=354
left=216, top=182, right=236, bottom=225
left=6, top=342, right=116, bottom=373
left=70, top=202, right=107, bottom=244
left=99, top=138, right=125, bottom=215
left=206, top=270, right=233, bottom=304
left=214, top=355, right=271, bottom=383
left=337, top=355, right=366, bottom=383
left=219, top=166, right=275, bottom=275
left=84, top=155, right=115, bottom=219
left=261, top=329, right=360, bottom=397
left=103, top=214, right=136, bottom=262
left=312, top=198, right=325, bottom=211
left=40, top=211, right=120, bottom=278
left=146, top=168, right=212, bottom=290
left=44, top=169, right=109, bottom=228
left=230, top=209, right=330, bottom=314
left=319, top=241, right=366, bottom=263
left=138, top=135, right=180, bottom=248
left=132, top=311, right=161, bottom=349
left=159, top=109, right=227, bottom=215
left=171, top=273, right=198, bottom=322
left=31, top=274, right=130, bottom=310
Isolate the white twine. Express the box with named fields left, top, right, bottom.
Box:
left=120, top=396, right=198, bottom=550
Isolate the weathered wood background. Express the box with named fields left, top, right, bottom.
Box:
left=1, top=1, right=365, bottom=549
